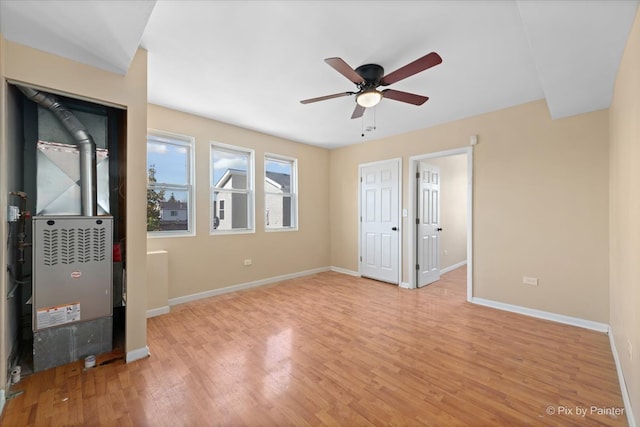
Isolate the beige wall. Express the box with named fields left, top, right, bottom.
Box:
left=609, top=6, right=640, bottom=425
left=146, top=105, right=330, bottom=300
left=424, top=154, right=467, bottom=270
left=147, top=251, right=169, bottom=311
left=330, top=99, right=609, bottom=323
left=0, top=38, right=149, bottom=365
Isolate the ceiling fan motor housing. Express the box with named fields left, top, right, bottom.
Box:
left=355, top=64, right=385, bottom=87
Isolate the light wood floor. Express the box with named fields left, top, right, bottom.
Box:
left=1, top=267, right=627, bottom=426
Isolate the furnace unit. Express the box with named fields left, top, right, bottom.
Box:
left=32, top=216, right=113, bottom=371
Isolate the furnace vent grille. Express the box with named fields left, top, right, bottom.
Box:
left=41, top=225, right=109, bottom=266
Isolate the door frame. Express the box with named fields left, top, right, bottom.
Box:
left=408, top=147, right=473, bottom=301
left=358, top=157, right=402, bottom=285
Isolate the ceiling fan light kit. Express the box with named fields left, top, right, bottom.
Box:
left=300, top=52, right=442, bottom=121
left=356, top=89, right=383, bottom=108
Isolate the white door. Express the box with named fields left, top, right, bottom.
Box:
left=417, top=162, right=441, bottom=287
left=360, top=160, right=400, bottom=284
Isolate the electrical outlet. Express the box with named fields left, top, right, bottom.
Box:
left=243, top=259, right=252, bottom=266
left=522, top=276, right=538, bottom=286
left=444, top=249, right=448, bottom=256
left=627, top=338, right=633, bottom=360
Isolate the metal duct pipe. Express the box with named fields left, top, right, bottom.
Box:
left=17, top=85, right=98, bottom=216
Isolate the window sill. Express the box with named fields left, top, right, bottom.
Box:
left=265, top=227, right=298, bottom=233
left=210, top=229, right=256, bottom=236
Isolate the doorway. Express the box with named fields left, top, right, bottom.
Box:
left=359, top=158, right=402, bottom=284
left=409, top=148, right=473, bottom=299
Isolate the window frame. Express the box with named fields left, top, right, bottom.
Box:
left=146, top=130, right=196, bottom=237
left=210, top=142, right=255, bottom=235
left=264, top=153, right=298, bottom=232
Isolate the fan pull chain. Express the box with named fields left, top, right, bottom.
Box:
left=361, top=107, right=377, bottom=137
left=373, top=106, right=377, bottom=131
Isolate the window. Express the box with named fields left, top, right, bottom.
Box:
left=147, top=131, right=195, bottom=235
left=210, top=143, right=254, bottom=233
left=265, top=154, right=297, bottom=231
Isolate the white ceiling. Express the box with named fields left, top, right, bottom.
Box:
left=1, top=0, right=637, bottom=149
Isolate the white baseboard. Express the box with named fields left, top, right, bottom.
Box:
left=126, top=346, right=150, bottom=363
left=146, top=306, right=170, bottom=318
left=441, top=260, right=467, bottom=274
left=330, top=266, right=359, bottom=277
left=400, top=282, right=411, bottom=289
left=169, top=267, right=330, bottom=307
left=608, top=327, right=637, bottom=427
left=470, top=297, right=609, bottom=333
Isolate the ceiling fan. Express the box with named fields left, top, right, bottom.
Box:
left=300, top=52, right=442, bottom=119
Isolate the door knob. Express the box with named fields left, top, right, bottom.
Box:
left=436, top=227, right=443, bottom=231
left=392, top=227, right=398, bottom=231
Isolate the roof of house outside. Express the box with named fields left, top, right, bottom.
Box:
left=159, top=200, right=187, bottom=210
left=266, top=171, right=290, bottom=191
left=215, top=168, right=290, bottom=192
left=215, top=168, right=244, bottom=188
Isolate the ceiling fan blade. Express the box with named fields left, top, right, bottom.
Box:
left=351, top=104, right=365, bottom=119
left=300, top=92, right=353, bottom=104
left=382, top=89, right=429, bottom=105
left=380, top=52, right=442, bottom=86
left=325, top=57, right=365, bottom=85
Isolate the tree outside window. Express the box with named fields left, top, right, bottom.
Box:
left=147, top=132, right=194, bottom=235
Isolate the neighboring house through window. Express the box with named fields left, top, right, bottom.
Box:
left=147, top=131, right=195, bottom=235
left=211, top=143, right=254, bottom=233
left=265, top=154, right=297, bottom=230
